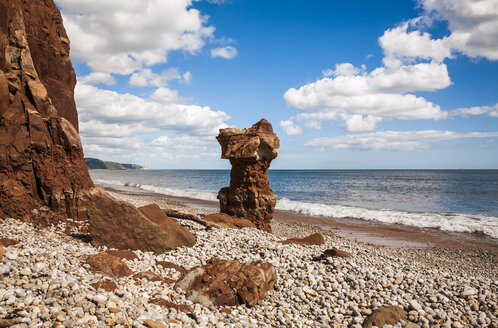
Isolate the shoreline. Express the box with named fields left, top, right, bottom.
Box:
left=101, top=185, right=498, bottom=253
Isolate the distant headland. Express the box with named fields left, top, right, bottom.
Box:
left=84, top=158, right=148, bottom=170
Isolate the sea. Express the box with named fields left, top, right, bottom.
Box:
left=89, top=169, right=498, bottom=239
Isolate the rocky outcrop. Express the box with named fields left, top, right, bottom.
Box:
left=203, top=213, right=257, bottom=229
left=0, top=0, right=197, bottom=255
left=87, top=192, right=197, bottom=253
left=175, top=257, right=277, bottom=307
left=216, top=119, right=279, bottom=232
left=0, top=0, right=93, bottom=222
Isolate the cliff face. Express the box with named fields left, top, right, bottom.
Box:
left=0, top=0, right=93, bottom=222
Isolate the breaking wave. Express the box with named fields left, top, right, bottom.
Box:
left=94, top=178, right=498, bottom=239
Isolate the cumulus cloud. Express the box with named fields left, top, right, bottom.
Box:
left=422, top=0, right=498, bottom=60
left=280, top=120, right=302, bottom=135
left=380, top=22, right=453, bottom=64
left=76, top=82, right=230, bottom=137
left=129, top=68, right=190, bottom=87
left=152, top=135, right=214, bottom=149
left=306, top=130, right=498, bottom=151
left=283, top=0, right=498, bottom=134
left=78, top=72, right=116, bottom=86
left=56, top=0, right=215, bottom=74
left=284, top=61, right=449, bottom=131
left=451, top=103, right=498, bottom=117
left=210, top=46, right=238, bottom=59
left=345, top=115, right=383, bottom=132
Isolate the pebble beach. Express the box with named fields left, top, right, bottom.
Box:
left=0, top=191, right=497, bottom=328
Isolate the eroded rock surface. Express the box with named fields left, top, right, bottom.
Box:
left=86, top=252, right=133, bottom=278
left=87, top=192, right=197, bottom=253
left=281, top=232, right=325, bottom=246
left=216, top=119, right=279, bottom=232
left=175, top=257, right=277, bottom=307
left=362, top=305, right=408, bottom=328
left=203, top=213, right=257, bottom=229
left=0, top=0, right=93, bottom=222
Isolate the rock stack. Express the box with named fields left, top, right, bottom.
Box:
left=216, top=119, right=279, bottom=232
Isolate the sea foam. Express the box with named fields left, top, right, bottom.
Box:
left=94, top=178, right=498, bottom=239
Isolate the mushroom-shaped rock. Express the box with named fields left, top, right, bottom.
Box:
left=216, top=119, right=280, bottom=232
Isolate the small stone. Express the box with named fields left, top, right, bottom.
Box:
left=410, top=300, right=423, bottom=311
left=461, top=286, right=477, bottom=298
left=143, top=319, right=166, bottom=328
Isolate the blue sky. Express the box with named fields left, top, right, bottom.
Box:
left=55, top=0, right=498, bottom=169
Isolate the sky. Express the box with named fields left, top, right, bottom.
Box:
left=53, top=0, right=498, bottom=169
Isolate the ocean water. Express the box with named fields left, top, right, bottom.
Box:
left=90, top=169, right=498, bottom=239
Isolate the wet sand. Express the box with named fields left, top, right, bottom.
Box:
left=102, top=186, right=498, bottom=253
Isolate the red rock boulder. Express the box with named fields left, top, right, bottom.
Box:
left=175, top=257, right=277, bottom=307
left=203, top=213, right=257, bottom=229
left=216, top=119, right=279, bottom=232
left=87, top=190, right=196, bottom=253
left=86, top=252, right=133, bottom=278
left=281, top=232, right=325, bottom=246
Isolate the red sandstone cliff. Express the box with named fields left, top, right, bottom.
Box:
left=0, top=0, right=197, bottom=253
left=0, top=0, right=93, bottom=222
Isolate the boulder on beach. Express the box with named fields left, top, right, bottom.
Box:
left=319, top=248, right=352, bottom=258
left=203, top=213, right=257, bottom=229
left=90, top=280, right=118, bottom=292
left=87, top=189, right=196, bottom=253
left=216, top=119, right=280, bottom=232
left=362, top=305, right=407, bottom=328
left=106, top=249, right=139, bottom=261
left=138, top=203, right=197, bottom=247
left=281, top=232, right=325, bottom=245
left=175, top=257, right=277, bottom=307
left=0, top=238, right=20, bottom=247
left=86, top=252, right=133, bottom=278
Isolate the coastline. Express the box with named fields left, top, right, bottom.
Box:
left=102, top=186, right=498, bottom=253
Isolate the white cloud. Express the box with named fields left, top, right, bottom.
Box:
left=283, top=0, right=498, bottom=135
left=380, top=0, right=498, bottom=63
left=210, top=46, right=238, bottom=59
left=149, top=87, right=185, bottom=104
left=280, top=120, right=302, bottom=135
left=345, top=115, right=383, bottom=132
left=421, top=0, right=498, bottom=60
left=76, top=82, right=230, bottom=137
left=78, top=72, right=116, bottom=85
left=129, top=68, right=190, bottom=87
left=306, top=130, right=498, bottom=151
left=152, top=135, right=214, bottom=149
left=451, top=103, right=498, bottom=117
left=56, top=0, right=215, bottom=74
left=304, top=120, right=322, bottom=130
left=181, top=71, right=193, bottom=84
left=380, top=22, right=453, bottom=64
left=322, top=63, right=365, bottom=77
left=284, top=61, right=449, bottom=126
